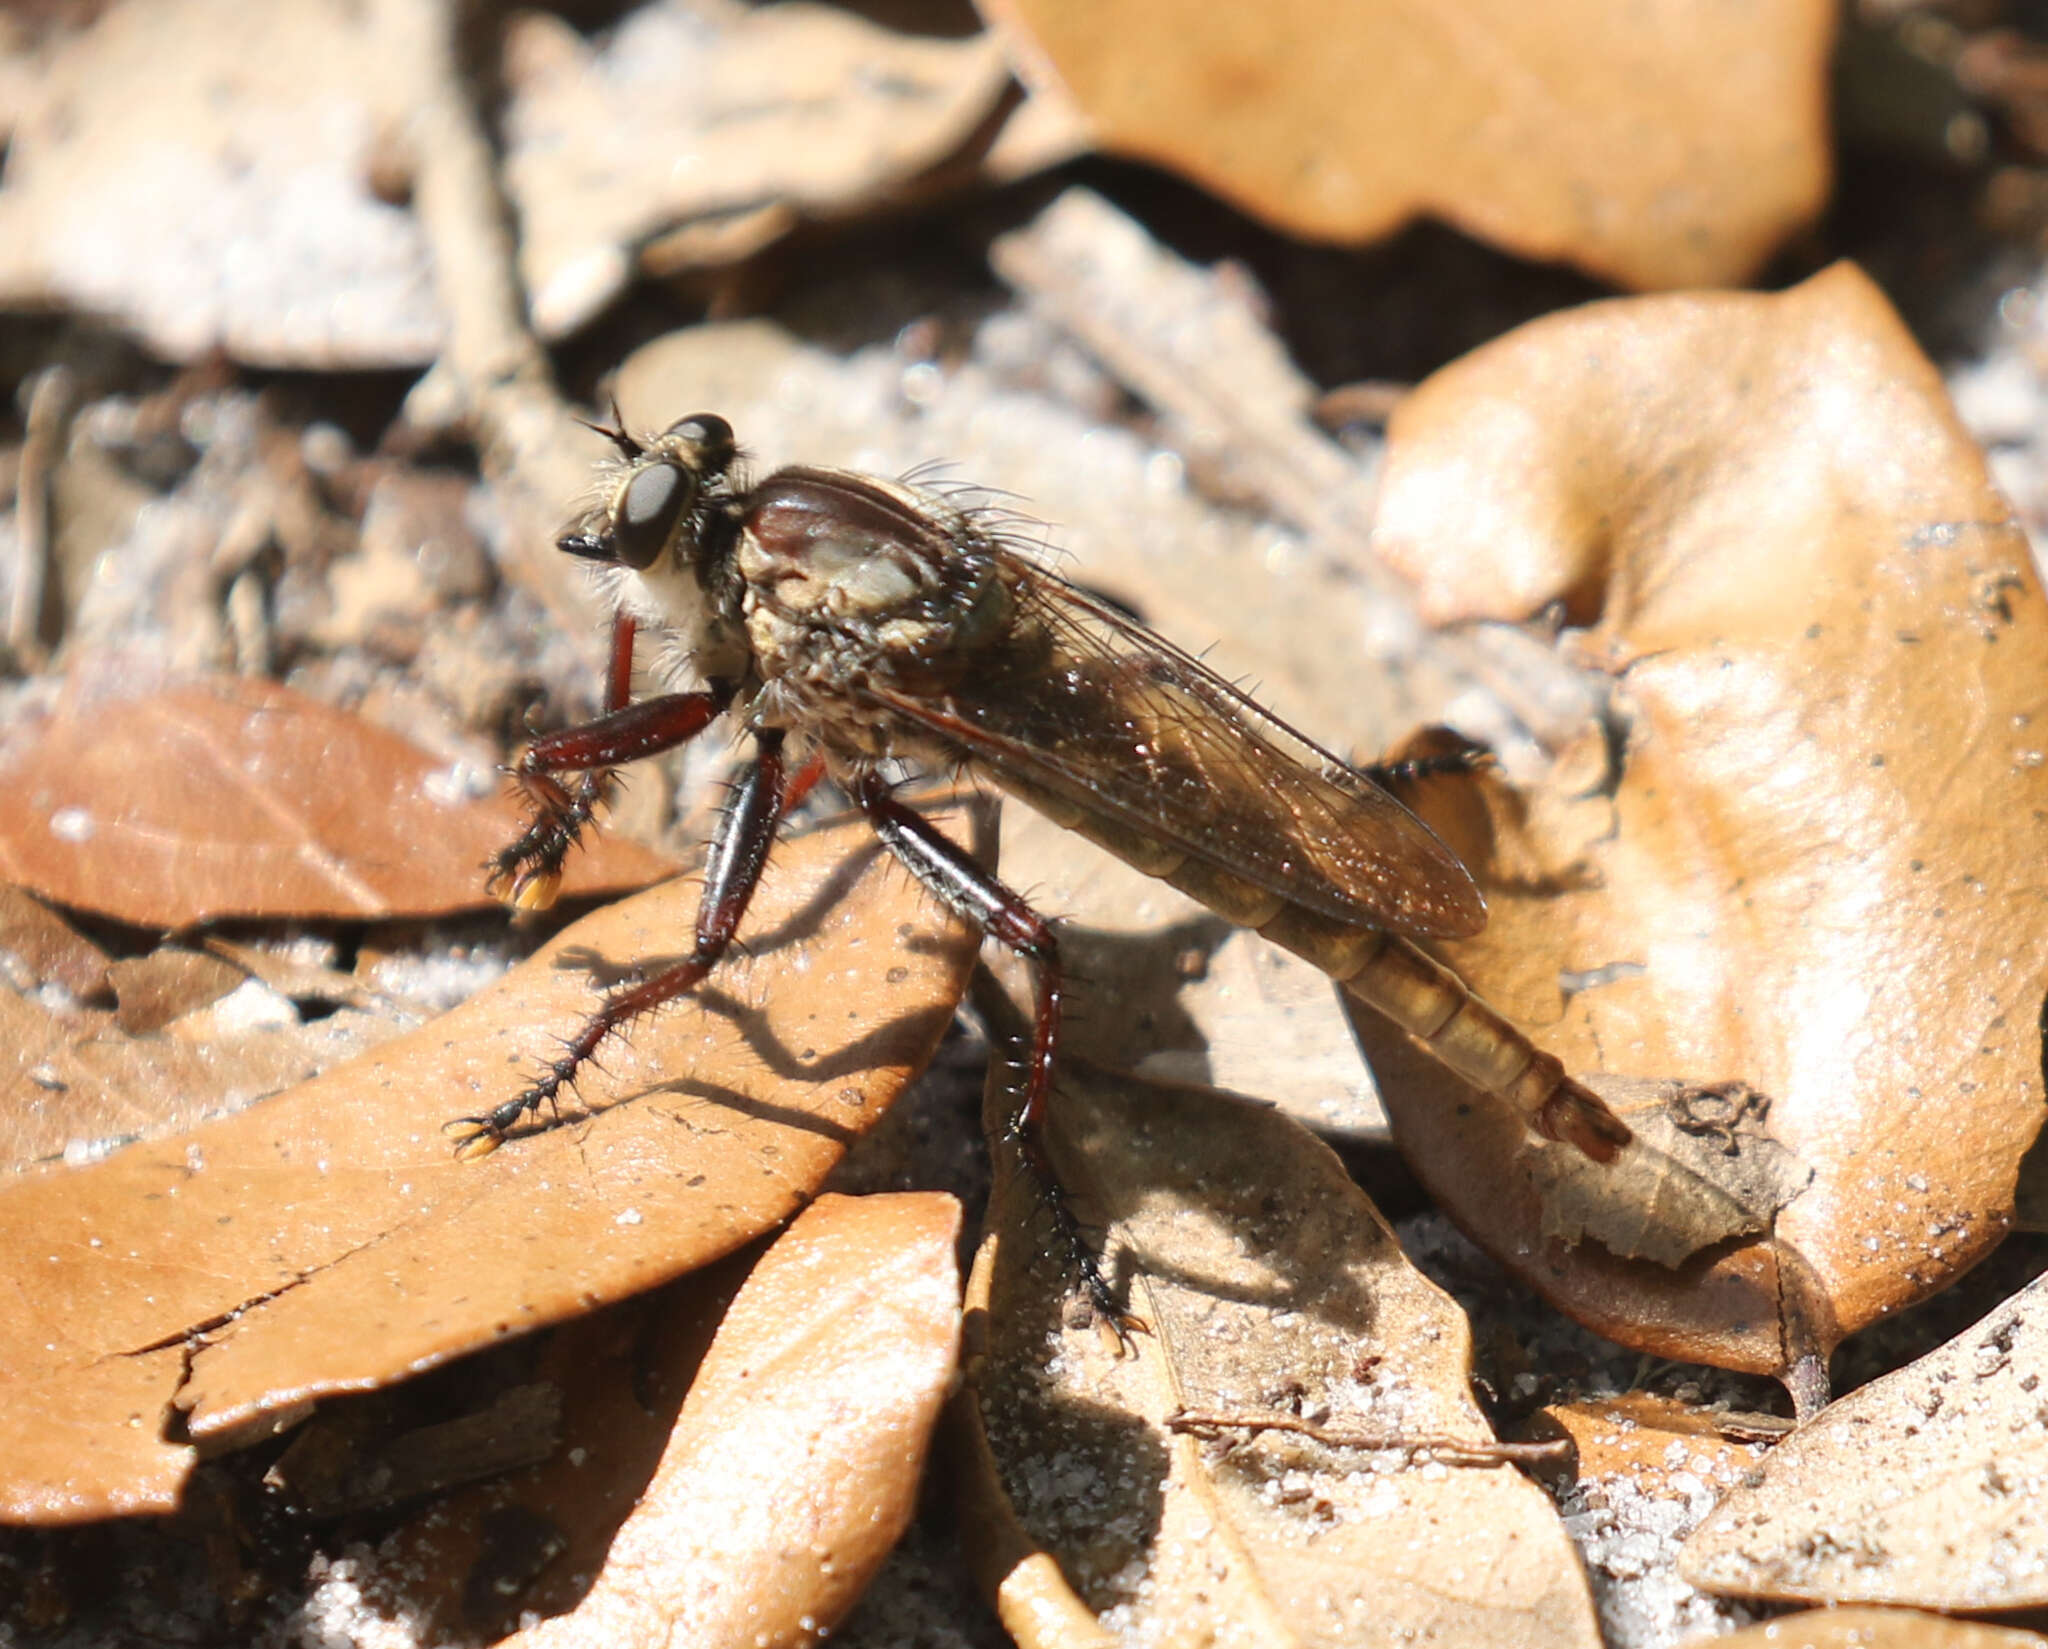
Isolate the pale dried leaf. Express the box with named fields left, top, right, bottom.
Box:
left=0, top=677, right=674, bottom=926
left=1681, top=1270, right=2048, bottom=1610
left=1709, top=1609, right=2048, bottom=1649
left=1530, top=1079, right=1811, bottom=1267
left=958, top=1062, right=1600, bottom=1648
left=976, top=0, right=1833, bottom=289
left=0, top=805, right=984, bottom=1521
left=504, top=0, right=1013, bottom=337
left=1359, top=264, right=2048, bottom=1372
left=502, top=1193, right=962, bottom=1649
left=0, top=0, right=443, bottom=367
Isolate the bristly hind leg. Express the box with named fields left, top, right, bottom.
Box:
left=489, top=676, right=738, bottom=909
left=854, top=772, right=1142, bottom=1343
left=450, top=729, right=789, bottom=1157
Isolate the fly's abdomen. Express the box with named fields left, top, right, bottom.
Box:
left=995, top=786, right=1628, bottom=1163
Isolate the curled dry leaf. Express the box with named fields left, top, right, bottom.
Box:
left=1351, top=264, right=2048, bottom=1377
left=1710, top=1610, right=2048, bottom=1649
left=0, top=0, right=443, bottom=367
left=498, top=1193, right=962, bottom=1649
left=1680, top=1268, right=2048, bottom=1611
left=503, top=1, right=1013, bottom=337
left=0, top=677, right=674, bottom=927
left=0, top=803, right=985, bottom=1522
left=974, top=0, right=1833, bottom=290
left=956, top=1061, right=1601, bottom=1649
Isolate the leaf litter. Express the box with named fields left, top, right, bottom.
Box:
left=4, top=270, right=2031, bottom=1630
left=280, top=1197, right=965, bottom=1649
left=0, top=32, right=2046, bottom=1638
left=958, top=1060, right=1601, bottom=1649
left=0, top=801, right=985, bottom=1521
left=1682, top=1266, right=2048, bottom=1611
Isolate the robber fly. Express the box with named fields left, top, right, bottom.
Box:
left=456, top=412, right=1631, bottom=1319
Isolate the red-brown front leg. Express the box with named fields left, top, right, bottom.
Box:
left=489, top=620, right=736, bottom=909
left=453, top=729, right=790, bottom=1156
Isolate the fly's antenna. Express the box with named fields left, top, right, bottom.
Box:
left=575, top=395, right=643, bottom=459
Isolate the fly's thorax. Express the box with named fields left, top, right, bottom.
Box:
left=736, top=467, right=1013, bottom=695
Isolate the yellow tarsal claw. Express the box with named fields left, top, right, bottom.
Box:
left=443, top=1118, right=505, bottom=1160
left=509, top=868, right=562, bottom=912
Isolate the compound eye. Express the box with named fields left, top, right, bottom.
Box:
left=663, top=412, right=735, bottom=471
left=609, top=459, right=690, bottom=569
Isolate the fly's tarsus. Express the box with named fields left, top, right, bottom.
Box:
left=487, top=769, right=611, bottom=912
left=1000, top=1097, right=1150, bottom=1347
left=466, top=725, right=790, bottom=1156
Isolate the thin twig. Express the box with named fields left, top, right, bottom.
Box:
left=9, top=364, right=74, bottom=671
left=1168, top=1406, right=1573, bottom=1468
left=372, top=0, right=605, bottom=652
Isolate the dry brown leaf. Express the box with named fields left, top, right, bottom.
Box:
left=329, top=1199, right=958, bottom=1639
left=975, top=0, right=1833, bottom=290
left=957, top=1061, right=1601, bottom=1648
left=496, top=1193, right=962, bottom=1649
left=0, top=803, right=985, bottom=1522
left=0, top=677, right=674, bottom=927
left=0, top=884, right=109, bottom=1000
left=1529, top=1392, right=1782, bottom=1494
left=503, top=0, right=1013, bottom=337
left=105, top=947, right=244, bottom=1034
left=1680, top=1269, right=2048, bottom=1610
left=0, top=0, right=443, bottom=367
left=1, top=983, right=401, bottom=1174
left=1351, top=263, right=2048, bottom=1376
left=1708, top=1610, right=2048, bottom=1648
left=1523, top=1391, right=1783, bottom=1643
left=346, top=1258, right=752, bottom=1639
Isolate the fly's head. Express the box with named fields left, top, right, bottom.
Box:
left=560, top=411, right=741, bottom=575
left=562, top=411, right=755, bottom=680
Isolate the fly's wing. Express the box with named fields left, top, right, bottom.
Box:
left=866, top=562, right=1486, bottom=938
